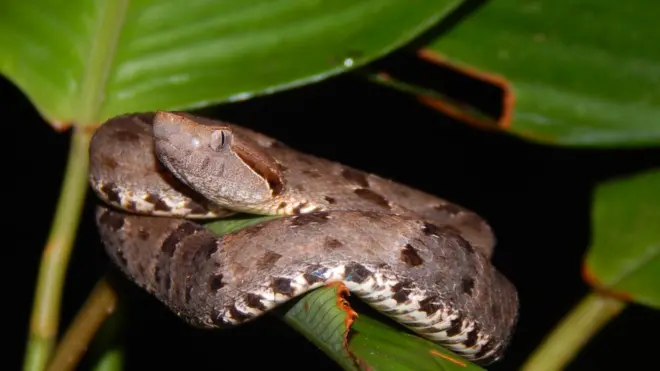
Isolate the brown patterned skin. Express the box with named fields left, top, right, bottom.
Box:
left=90, top=112, right=518, bottom=364
left=92, top=112, right=496, bottom=257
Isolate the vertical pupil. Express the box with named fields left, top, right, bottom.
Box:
left=211, top=130, right=227, bottom=151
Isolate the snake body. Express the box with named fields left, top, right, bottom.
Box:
left=90, top=112, right=518, bottom=364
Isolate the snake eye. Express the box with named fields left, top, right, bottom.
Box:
left=210, top=130, right=229, bottom=151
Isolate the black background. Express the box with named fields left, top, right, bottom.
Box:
left=6, top=49, right=660, bottom=371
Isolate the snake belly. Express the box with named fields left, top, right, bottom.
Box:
left=90, top=112, right=519, bottom=364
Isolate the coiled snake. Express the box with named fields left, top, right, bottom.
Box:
left=90, top=111, right=518, bottom=365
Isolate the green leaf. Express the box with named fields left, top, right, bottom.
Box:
left=584, top=168, right=660, bottom=308
left=423, top=0, right=660, bottom=147
left=284, top=284, right=361, bottom=371
left=285, top=285, right=484, bottom=371
left=204, top=213, right=280, bottom=235
left=349, top=315, right=485, bottom=371
left=0, top=0, right=464, bottom=127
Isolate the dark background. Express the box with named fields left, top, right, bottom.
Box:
left=6, top=49, right=660, bottom=370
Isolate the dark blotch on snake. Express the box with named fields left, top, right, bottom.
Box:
left=99, top=210, right=125, bottom=231
left=290, top=211, right=329, bottom=226
left=161, top=223, right=202, bottom=256
left=324, top=237, right=344, bottom=250
left=209, top=274, right=225, bottom=291
left=184, top=199, right=208, bottom=214
left=344, top=263, right=371, bottom=284
left=422, top=222, right=442, bottom=237
left=341, top=168, right=369, bottom=187
left=256, top=250, right=282, bottom=270
left=137, top=228, right=150, bottom=240
left=292, top=203, right=306, bottom=214
left=354, top=188, right=390, bottom=209
left=491, top=303, right=501, bottom=321
left=272, top=277, right=295, bottom=296
left=101, top=183, right=120, bottom=203
left=185, top=285, right=192, bottom=303
left=102, top=156, right=118, bottom=170
left=112, top=129, right=141, bottom=142
left=199, top=157, right=210, bottom=170
left=424, top=223, right=476, bottom=254
left=400, top=244, right=424, bottom=266
left=462, top=276, right=475, bottom=295
left=245, top=293, right=267, bottom=311
left=278, top=201, right=287, bottom=210
left=146, top=192, right=171, bottom=212
left=324, top=196, right=336, bottom=204
left=464, top=325, right=480, bottom=348
left=163, top=271, right=172, bottom=292
left=391, top=280, right=413, bottom=303
left=418, top=296, right=442, bottom=315
left=303, top=265, right=328, bottom=284
left=446, top=317, right=464, bottom=337
left=201, top=238, right=219, bottom=259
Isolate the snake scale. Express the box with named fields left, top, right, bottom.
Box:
left=90, top=111, right=518, bottom=365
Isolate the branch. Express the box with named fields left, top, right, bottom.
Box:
left=521, top=291, right=626, bottom=371
left=23, top=127, right=93, bottom=371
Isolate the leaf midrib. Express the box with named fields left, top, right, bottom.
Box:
left=78, top=0, right=128, bottom=125
left=605, top=243, right=660, bottom=287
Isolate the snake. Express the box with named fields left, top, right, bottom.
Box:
left=90, top=111, right=519, bottom=365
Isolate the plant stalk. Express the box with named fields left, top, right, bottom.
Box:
left=46, top=279, right=118, bottom=371
left=23, top=127, right=93, bottom=371
left=521, top=291, right=627, bottom=371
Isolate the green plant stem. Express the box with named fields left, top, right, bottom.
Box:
left=46, top=279, right=118, bottom=371
left=23, top=127, right=93, bottom=371
left=521, top=291, right=627, bottom=371
left=90, top=348, right=123, bottom=371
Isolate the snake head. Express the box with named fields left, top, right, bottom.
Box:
left=152, top=111, right=284, bottom=211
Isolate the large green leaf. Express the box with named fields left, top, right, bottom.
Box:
left=348, top=314, right=484, bottom=371
left=0, top=0, right=463, bottom=127
left=423, top=0, right=660, bottom=147
left=286, top=285, right=485, bottom=371
left=584, top=169, right=660, bottom=308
